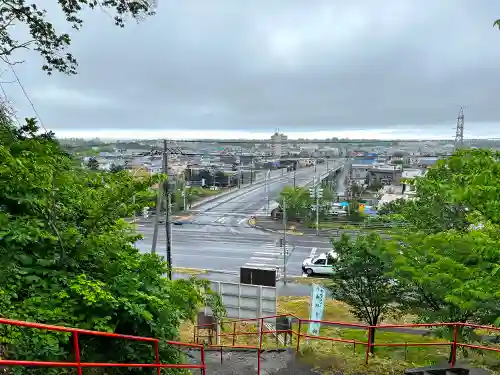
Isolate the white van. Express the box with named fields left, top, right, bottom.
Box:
left=301, top=251, right=337, bottom=276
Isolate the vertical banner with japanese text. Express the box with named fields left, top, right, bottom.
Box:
left=308, top=284, right=326, bottom=336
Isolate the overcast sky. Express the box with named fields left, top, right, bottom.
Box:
left=3, top=1, right=500, bottom=139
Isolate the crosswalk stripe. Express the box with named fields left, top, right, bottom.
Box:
left=250, top=256, right=278, bottom=261
left=244, top=263, right=281, bottom=269
left=253, top=251, right=282, bottom=256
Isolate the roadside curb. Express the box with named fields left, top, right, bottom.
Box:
left=251, top=220, right=335, bottom=237
left=174, top=267, right=239, bottom=276
left=249, top=221, right=305, bottom=236
left=249, top=221, right=279, bottom=234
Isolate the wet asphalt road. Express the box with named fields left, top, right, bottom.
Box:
left=134, top=162, right=346, bottom=294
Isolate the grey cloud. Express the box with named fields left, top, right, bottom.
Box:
left=4, top=0, right=500, bottom=136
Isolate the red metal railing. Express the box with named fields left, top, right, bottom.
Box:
left=195, top=314, right=500, bottom=375
left=0, top=317, right=206, bottom=374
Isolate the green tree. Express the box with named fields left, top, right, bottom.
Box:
left=378, top=166, right=469, bottom=234
left=278, top=186, right=312, bottom=221
left=377, top=197, right=407, bottom=216
left=109, top=163, right=125, bottom=173
left=0, top=120, right=223, bottom=374
left=328, top=233, right=402, bottom=353
left=0, top=0, right=155, bottom=75
left=385, top=149, right=500, bottom=332
left=86, top=156, right=99, bottom=170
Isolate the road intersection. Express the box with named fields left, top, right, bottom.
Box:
left=134, top=162, right=344, bottom=281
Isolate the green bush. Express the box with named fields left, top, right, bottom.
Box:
left=0, top=120, right=223, bottom=374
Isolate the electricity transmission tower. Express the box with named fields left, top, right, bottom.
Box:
left=454, top=107, right=465, bottom=151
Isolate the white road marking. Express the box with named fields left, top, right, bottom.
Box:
left=253, top=251, right=282, bottom=256
left=250, top=256, right=279, bottom=261
left=244, top=263, right=281, bottom=269
left=237, top=217, right=248, bottom=224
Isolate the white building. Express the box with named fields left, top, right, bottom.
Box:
left=270, top=132, right=288, bottom=157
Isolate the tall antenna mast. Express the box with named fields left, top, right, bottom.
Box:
left=454, top=107, right=464, bottom=151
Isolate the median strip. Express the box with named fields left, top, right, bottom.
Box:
left=172, top=267, right=239, bottom=276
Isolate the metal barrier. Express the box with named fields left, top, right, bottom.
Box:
left=0, top=317, right=206, bottom=375
left=2, top=315, right=498, bottom=375
left=198, top=314, right=500, bottom=375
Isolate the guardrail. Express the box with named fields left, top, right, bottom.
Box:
left=195, top=314, right=500, bottom=375
left=0, top=317, right=206, bottom=375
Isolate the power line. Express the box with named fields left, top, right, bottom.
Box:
left=153, top=139, right=456, bottom=144
left=5, top=59, right=47, bottom=133
left=139, top=151, right=455, bottom=161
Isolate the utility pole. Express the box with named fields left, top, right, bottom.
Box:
left=182, top=184, right=186, bottom=211
left=282, top=198, right=287, bottom=285
left=309, top=179, right=323, bottom=237
left=238, top=159, right=242, bottom=188
left=164, top=140, right=172, bottom=280
left=266, top=169, right=271, bottom=214
left=316, top=186, right=320, bottom=236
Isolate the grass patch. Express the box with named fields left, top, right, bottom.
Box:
left=179, top=297, right=500, bottom=374
left=287, top=276, right=331, bottom=286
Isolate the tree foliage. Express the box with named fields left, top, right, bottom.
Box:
left=328, top=234, right=401, bottom=325
left=278, top=186, right=312, bottom=221
left=329, top=233, right=402, bottom=352
left=0, top=0, right=155, bottom=75
left=86, top=156, right=99, bottom=170
left=0, top=119, right=223, bottom=374
left=278, top=184, right=336, bottom=221
left=383, top=149, right=500, bottom=327
left=109, top=163, right=125, bottom=173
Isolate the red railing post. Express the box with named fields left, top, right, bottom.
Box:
left=364, top=326, right=372, bottom=364
left=257, top=348, right=261, bottom=375
left=258, top=318, right=264, bottom=375
left=295, top=319, right=302, bottom=352
left=450, top=324, right=459, bottom=366
left=154, top=340, right=161, bottom=375
left=200, top=344, right=206, bottom=375
left=259, top=317, right=264, bottom=349
left=72, top=332, right=82, bottom=375
left=232, top=321, right=236, bottom=346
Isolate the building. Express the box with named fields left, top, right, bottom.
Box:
left=367, top=165, right=402, bottom=187
left=270, top=132, right=288, bottom=157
